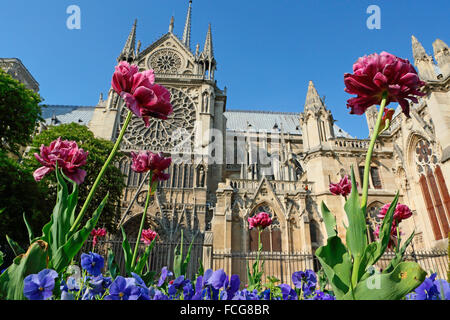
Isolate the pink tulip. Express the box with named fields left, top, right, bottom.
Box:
left=377, top=203, right=413, bottom=223
left=141, top=229, right=158, bottom=245
left=91, top=228, right=107, bottom=248
left=33, top=137, right=88, bottom=184
left=112, top=61, right=173, bottom=127
left=248, top=212, right=273, bottom=230
left=373, top=223, right=399, bottom=249
left=329, top=175, right=352, bottom=197
left=344, top=52, right=426, bottom=117
left=131, top=151, right=171, bottom=183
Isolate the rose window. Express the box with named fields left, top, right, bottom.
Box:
left=149, top=49, right=182, bottom=74
left=118, top=87, right=196, bottom=153
left=415, top=139, right=437, bottom=174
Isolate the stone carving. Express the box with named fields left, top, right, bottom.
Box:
left=118, top=87, right=196, bottom=152
left=149, top=49, right=182, bottom=74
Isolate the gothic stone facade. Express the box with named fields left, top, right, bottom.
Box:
left=88, top=7, right=450, bottom=264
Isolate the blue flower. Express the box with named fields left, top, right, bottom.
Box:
left=23, top=269, right=58, bottom=300
left=131, top=273, right=150, bottom=300
left=232, top=289, right=260, bottom=300
left=207, top=269, right=228, bottom=290
left=223, top=275, right=240, bottom=300
left=309, top=290, right=335, bottom=300
left=409, top=274, right=450, bottom=300
left=157, top=267, right=173, bottom=287
left=153, top=289, right=169, bottom=300
left=60, top=276, right=80, bottom=300
left=279, top=284, right=297, bottom=300
left=292, top=270, right=317, bottom=297
left=80, top=252, right=104, bottom=276
left=82, top=275, right=112, bottom=300
left=105, top=276, right=140, bottom=300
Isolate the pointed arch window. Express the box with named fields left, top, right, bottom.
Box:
left=415, top=139, right=449, bottom=240
left=249, top=204, right=281, bottom=252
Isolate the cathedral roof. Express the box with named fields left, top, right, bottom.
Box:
left=41, top=105, right=95, bottom=126
left=224, top=109, right=353, bottom=138
left=39, top=105, right=353, bottom=138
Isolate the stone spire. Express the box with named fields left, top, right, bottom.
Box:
left=411, top=35, right=436, bottom=81
left=304, top=81, right=325, bottom=111
left=182, top=0, right=193, bottom=50
left=169, top=16, right=175, bottom=33
left=433, top=39, right=450, bottom=78
left=202, top=23, right=214, bottom=59
left=118, top=19, right=137, bottom=62
left=199, top=24, right=216, bottom=80
left=412, top=35, right=429, bottom=61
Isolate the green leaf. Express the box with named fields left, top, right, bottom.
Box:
left=121, top=226, right=133, bottom=276
left=142, top=271, right=156, bottom=287
left=356, top=193, right=400, bottom=281
left=315, top=236, right=353, bottom=299
left=383, top=231, right=416, bottom=274
left=0, top=251, right=4, bottom=268
left=50, top=193, right=109, bottom=273
left=321, top=201, right=337, bottom=239
left=6, top=234, right=25, bottom=257
left=0, top=241, right=49, bottom=300
left=22, top=212, right=35, bottom=245
left=344, top=166, right=367, bottom=262
left=134, top=237, right=156, bottom=275
left=107, top=248, right=119, bottom=279
left=50, top=168, right=80, bottom=256
left=196, top=258, right=204, bottom=278
left=342, top=262, right=426, bottom=300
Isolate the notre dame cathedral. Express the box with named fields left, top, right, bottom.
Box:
left=3, top=1, right=448, bottom=277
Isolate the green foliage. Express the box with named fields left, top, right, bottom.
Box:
left=0, top=241, right=49, bottom=300
left=23, top=123, right=126, bottom=233
left=264, top=276, right=282, bottom=300
left=5, top=235, right=25, bottom=257
left=120, top=226, right=157, bottom=285
left=0, top=250, right=4, bottom=268
left=316, top=166, right=426, bottom=300
left=0, top=150, right=50, bottom=257
left=106, top=248, right=120, bottom=279
left=342, top=262, right=426, bottom=300
left=173, top=230, right=195, bottom=278
left=0, top=69, right=42, bottom=155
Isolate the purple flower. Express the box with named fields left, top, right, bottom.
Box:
left=279, top=284, right=298, bottom=300
left=309, top=290, right=336, bottom=300
left=153, top=289, right=169, bottom=300
left=232, top=289, right=260, bottom=300
left=131, top=273, right=150, bottom=300
left=207, top=269, right=228, bottom=290
left=105, top=276, right=141, bottom=300
left=82, top=275, right=112, bottom=300
left=23, top=269, right=58, bottom=300
left=292, top=270, right=317, bottom=297
left=80, top=252, right=104, bottom=276
left=409, top=273, right=450, bottom=300
left=157, top=267, right=173, bottom=287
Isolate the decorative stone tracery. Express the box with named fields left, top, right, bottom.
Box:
left=118, top=87, right=197, bottom=152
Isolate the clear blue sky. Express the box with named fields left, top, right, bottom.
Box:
left=1, top=0, right=449, bottom=139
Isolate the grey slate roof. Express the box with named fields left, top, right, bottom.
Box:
left=224, top=109, right=353, bottom=138
left=39, top=105, right=353, bottom=139
left=41, top=105, right=95, bottom=126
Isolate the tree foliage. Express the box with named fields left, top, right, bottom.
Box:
left=23, top=123, right=126, bottom=235
left=0, top=150, right=50, bottom=265
left=0, top=69, right=42, bottom=155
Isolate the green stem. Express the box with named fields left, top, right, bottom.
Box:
left=360, top=92, right=388, bottom=210
left=131, top=176, right=155, bottom=269
left=257, top=228, right=262, bottom=275
left=69, top=111, right=133, bottom=234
